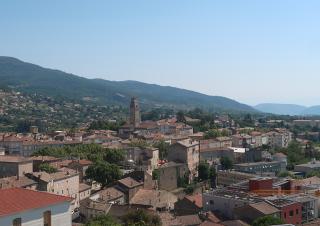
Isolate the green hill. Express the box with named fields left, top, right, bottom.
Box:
left=0, top=56, right=256, bottom=112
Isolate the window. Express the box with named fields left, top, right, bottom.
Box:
left=296, top=209, right=299, bottom=214
left=43, top=211, right=51, bottom=226
left=289, top=210, right=294, bottom=217
left=284, top=213, right=286, bottom=219
left=209, top=200, right=214, bottom=205
left=13, top=218, right=21, bottom=226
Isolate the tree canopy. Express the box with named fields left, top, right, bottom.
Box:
left=88, top=120, right=125, bottom=131
left=122, top=209, right=162, bottom=226
left=153, top=140, right=169, bottom=160
left=198, top=161, right=210, bottom=181
left=85, top=214, right=121, bottom=226
left=38, top=163, right=58, bottom=174
left=252, top=216, right=284, bottom=226
left=104, top=149, right=125, bottom=164
left=220, top=156, right=233, bottom=170
left=204, top=129, right=229, bottom=139
left=86, top=161, right=122, bottom=187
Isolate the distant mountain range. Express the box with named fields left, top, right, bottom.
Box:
left=0, top=56, right=256, bottom=113
left=254, top=103, right=320, bottom=116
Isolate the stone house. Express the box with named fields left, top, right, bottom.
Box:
left=168, top=139, right=200, bottom=180
left=158, top=162, right=188, bottom=191
left=27, top=169, right=80, bottom=210
left=115, top=177, right=143, bottom=203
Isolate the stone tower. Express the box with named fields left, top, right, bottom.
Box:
left=129, top=97, right=141, bottom=127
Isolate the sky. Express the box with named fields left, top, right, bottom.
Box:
left=1, top=0, right=320, bottom=106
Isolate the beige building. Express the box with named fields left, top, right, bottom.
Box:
left=231, top=134, right=252, bottom=147
left=130, top=189, right=177, bottom=210
left=79, top=183, right=91, bottom=201
left=28, top=169, right=80, bottom=210
left=168, top=139, right=200, bottom=180
left=124, top=147, right=159, bottom=172
left=115, top=177, right=143, bottom=203
left=266, top=130, right=292, bottom=148
left=200, top=137, right=232, bottom=151
left=158, top=162, right=188, bottom=191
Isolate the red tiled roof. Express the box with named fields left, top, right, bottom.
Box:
left=0, top=188, right=72, bottom=217
left=185, top=193, right=203, bottom=208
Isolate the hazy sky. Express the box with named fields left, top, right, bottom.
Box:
left=1, top=0, right=320, bottom=106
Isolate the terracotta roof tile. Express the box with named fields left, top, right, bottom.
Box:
left=0, top=188, right=72, bottom=217
left=185, top=194, right=203, bottom=208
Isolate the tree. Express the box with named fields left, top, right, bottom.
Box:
left=104, top=149, right=125, bottom=164
left=152, top=169, right=159, bottom=180
left=204, top=129, right=221, bottom=139
left=283, top=141, right=307, bottom=169
left=16, top=120, right=32, bottom=133
left=176, top=111, right=186, bottom=123
left=122, top=209, right=161, bottom=226
left=177, top=171, right=190, bottom=188
left=252, top=216, right=284, bottom=226
left=277, top=170, right=292, bottom=178
left=198, top=161, right=210, bottom=181
left=306, top=170, right=320, bottom=178
left=220, top=156, right=233, bottom=170
left=39, top=163, right=58, bottom=174
left=153, top=140, right=170, bottom=160
left=86, top=161, right=122, bottom=187
left=209, top=165, right=217, bottom=188
left=184, top=184, right=195, bottom=195
left=88, top=120, right=124, bottom=131
left=85, top=214, right=121, bottom=226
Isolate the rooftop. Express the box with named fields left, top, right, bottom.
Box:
left=97, top=187, right=124, bottom=202
left=0, top=188, right=71, bottom=217
left=176, top=139, right=199, bottom=148
left=273, top=152, right=287, bottom=158
left=30, top=156, right=61, bottom=161
left=117, top=177, right=143, bottom=188
left=0, top=155, right=32, bottom=163
left=0, top=176, right=37, bottom=189
left=185, top=193, right=203, bottom=208
left=176, top=214, right=202, bottom=226
left=267, top=198, right=296, bottom=207
left=204, top=189, right=261, bottom=203
left=130, top=189, right=177, bottom=208
left=31, top=169, right=78, bottom=183
left=79, top=183, right=91, bottom=192
left=249, top=201, right=279, bottom=215
left=295, top=161, right=320, bottom=168
left=234, top=161, right=281, bottom=167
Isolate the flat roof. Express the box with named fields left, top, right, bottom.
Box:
left=0, top=155, right=32, bottom=163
